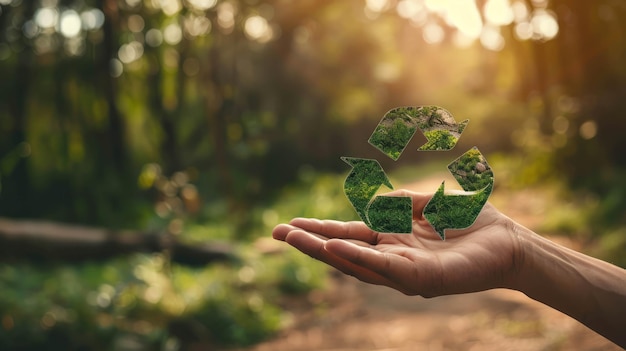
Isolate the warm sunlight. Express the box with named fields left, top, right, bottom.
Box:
left=392, top=0, right=555, bottom=48
left=424, top=0, right=483, bottom=39
left=2, top=1, right=624, bottom=350
left=244, top=15, right=273, bottom=43
left=59, top=10, right=82, bottom=38
left=484, top=0, right=515, bottom=26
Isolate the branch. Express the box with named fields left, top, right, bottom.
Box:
left=0, top=217, right=236, bottom=267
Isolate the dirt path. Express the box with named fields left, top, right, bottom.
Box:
left=242, top=275, right=617, bottom=351
left=240, top=176, right=621, bottom=351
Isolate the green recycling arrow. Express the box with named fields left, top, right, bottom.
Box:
left=368, top=106, right=469, bottom=160
left=341, top=157, right=412, bottom=233
left=423, top=147, right=494, bottom=239
left=342, top=106, right=494, bottom=238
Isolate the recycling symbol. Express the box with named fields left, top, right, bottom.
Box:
left=342, top=106, right=494, bottom=240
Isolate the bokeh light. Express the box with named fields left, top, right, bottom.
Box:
left=217, top=2, right=236, bottom=31
left=186, top=0, right=218, bottom=11
left=127, top=14, right=145, bottom=33
left=163, top=23, right=183, bottom=45
left=1, top=1, right=625, bottom=350
left=422, top=23, right=444, bottom=44
left=531, top=9, right=559, bottom=40
left=579, top=120, right=598, bottom=140
left=118, top=41, right=144, bottom=64
left=244, top=15, right=273, bottom=42
left=145, top=28, right=163, bottom=47
left=184, top=13, right=212, bottom=37
left=34, top=7, right=58, bottom=30
left=81, top=9, right=105, bottom=31
left=59, top=10, right=81, bottom=38
left=484, top=0, right=515, bottom=26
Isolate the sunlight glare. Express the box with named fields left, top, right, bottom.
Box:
left=159, top=0, right=182, bottom=16
left=186, top=0, right=218, bottom=11
left=118, top=41, right=144, bottom=64
left=514, top=22, right=533, bottom=40
left=579, top=121, right=597, bottom=140
left=163, top=23, right=183, bottom=45
left=531, top=9, right=559, bottom=40
left=217, top=2, right=236, bottom=30
left=424, top=0, right=446, bottom=13
left=184, top=14, right=212, bottom=37
left=422, top=23, right=444, bottom=44
left=127, top=14, right=145, bottom=33
left=480, top=25, right=505, bottom=51
left=80, top=9, right=105, bottom=30
left=452, top=31, right=475, bottom=47
left=244, top=15, right=273, bottom=42
left=396, top=0, right=424, bottom=19
left=451, top=1, right=482, bottom=39
left=35, top=7, right=59, bottom=30
left=366, top=0, right=390, bottom=13
left=145, top=28, right=163, bottom=47
left=425, top=0, right=483, bottom=40
left=59, top=10, right=82, bottom=38
left=484, top=0, right=514, bottom=26
left=511, top=1, right=529, bottom=22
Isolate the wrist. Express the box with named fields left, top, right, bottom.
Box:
left=500, top=217, right=531, bottom=291
left=507, top=225, right=626, bottom=347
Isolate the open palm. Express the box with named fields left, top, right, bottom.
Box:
left=272, top=190, right=522, bottom=297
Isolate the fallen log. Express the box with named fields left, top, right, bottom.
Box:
left=0, top=217, right=236, bottom=266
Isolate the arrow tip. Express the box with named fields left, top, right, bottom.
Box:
left=423, top=181, right=447, bottom=240
left=341, top=156, right=356, bottom=167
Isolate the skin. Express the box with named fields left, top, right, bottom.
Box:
left=272, top=190, right=626, bottom=348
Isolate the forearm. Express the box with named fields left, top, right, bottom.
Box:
left=510, top=222, right=626, bottom=348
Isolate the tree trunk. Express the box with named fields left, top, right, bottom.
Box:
left=100, top=0, right=127, bottom=174
left=0, top=1, right=35, bottom=218
left=0, top=217, right=236, bottom=267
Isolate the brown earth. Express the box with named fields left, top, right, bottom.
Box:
left=239, top=175, right=622, bottom=351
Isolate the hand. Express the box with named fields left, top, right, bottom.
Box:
left=272, top=190, right=522, bottom=297
left=273, top=189, right=626, bottom=347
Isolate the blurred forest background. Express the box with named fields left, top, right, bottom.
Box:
left=1, top=0, right=625, bottom=349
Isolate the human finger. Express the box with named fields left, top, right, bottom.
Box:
left=289, top=218, right=379, bottom=244
left=273, top=223, right=297, bottom=241
left=324, top=238, right=417, bottom=292
left=284, top=229, right=399, bottom=288
left=283, top=229, right=329, bottom=261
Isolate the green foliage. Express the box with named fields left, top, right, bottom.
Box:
left=424, top=183, right=492, bottom=238
left=423, top=148, right=494, bottom=237
left=419, top=106, right=439, bottom=129
left=420, top=130, right=457, bottom=151
left=0, top=0, right=625, bottom=348
left=369, top=106, right=464, bottom=158
left=342, top=158, right=391, bottom=222
left=449, top=148, right=494, bottom=191
left=367, top=196, right=412, bottom=233
left=0, top=170, right=348, bottom=349
left=369, top=118, right=417, bottom=160
left=589, top=228, right=626, bottom=268
left=0, top=256, right=287, bottom=349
